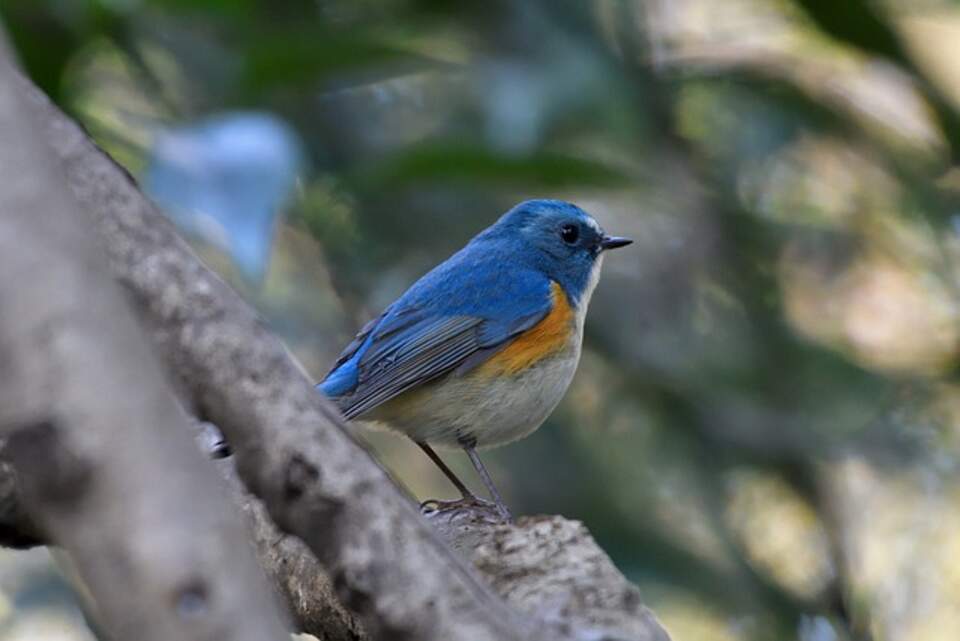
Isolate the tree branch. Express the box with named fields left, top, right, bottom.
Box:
left=0, top=419, right=673, bottom=641
left=210, top=451, right=368, bottom=641
left=430, top=511, right=669, bottom=641
left=0, top=26, right=291, bottom=641
left=0, top=419, right=370, bottom=641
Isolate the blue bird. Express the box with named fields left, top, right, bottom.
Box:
left=318, top=199, right=632, bottom=520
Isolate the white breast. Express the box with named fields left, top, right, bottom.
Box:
left=369, top=311, right=588, bottom=449
left=370, top=346, right=579, bottom=449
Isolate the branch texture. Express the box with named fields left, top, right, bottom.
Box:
left=0, top=418, right=368, bottom=641
left=0, top=29, right=290, bottom=641
left=432, top=511, right=670, bottom=641
left=0, top=431, right=673, bottom=641
left=0, top=460, right=42, bottom=548
left=211, top=454, right=368, bottom=641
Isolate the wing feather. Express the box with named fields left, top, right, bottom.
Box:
left=342, top=325, right=480, bottom=418
left=321, top=260, right=556, bottom=419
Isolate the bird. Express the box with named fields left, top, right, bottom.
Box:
left=317, top=199, right=632, bottom=521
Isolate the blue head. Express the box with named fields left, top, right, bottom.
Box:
left=477, top=199, right=632, bottom=305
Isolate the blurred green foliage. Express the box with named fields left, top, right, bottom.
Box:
left=6, top=1, right=960, bottom=640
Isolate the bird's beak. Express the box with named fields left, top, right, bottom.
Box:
left=600, top=235, right=633, bottom=251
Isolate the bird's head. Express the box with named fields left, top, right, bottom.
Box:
left=483, top=199, right=632, bottom=306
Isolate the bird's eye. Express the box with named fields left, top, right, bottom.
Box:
left=560, top=224, right=579, bottom=245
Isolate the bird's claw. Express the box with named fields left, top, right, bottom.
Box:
left=420, top=496, right=512, bottom=523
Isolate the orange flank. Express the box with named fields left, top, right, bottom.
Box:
left=478, top=281, right=575, bottom=376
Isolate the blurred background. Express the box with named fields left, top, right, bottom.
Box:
left=4, top=0, right=960, bottom=639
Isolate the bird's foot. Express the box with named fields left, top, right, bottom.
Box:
left=420, top=495, right=512, bottom=524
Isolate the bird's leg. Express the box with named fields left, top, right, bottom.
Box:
left=415, top=441, right=507, bottom=522
left=463, top=443, right=512, bottom=522
left=416, top=441, right=473, bottom=498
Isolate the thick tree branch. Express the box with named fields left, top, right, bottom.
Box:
left=0, top=419, right=369, bottom=641
left=211, top=454, right=368, bottom=641
left=0, top=423, right=673, bottom=641
left=19, top=73, right=670, bottom=641
left=0, top=27, right=291, bottom=641
left=431, top=511, right=670, bottom=641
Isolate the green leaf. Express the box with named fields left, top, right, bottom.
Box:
left=354, top=143, right=630, bottom=190
left=240, top=29, right=444, bottom=93
left=144, top=0, right=257, bottom=16
left=792, top=0, right=908, bottom=61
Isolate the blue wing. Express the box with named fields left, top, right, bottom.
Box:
left=318, top=244, right=552, bottom=420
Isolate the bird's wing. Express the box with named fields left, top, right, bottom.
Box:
left=320, top=267, right=553, bottom=420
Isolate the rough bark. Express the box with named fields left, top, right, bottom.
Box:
left=430, top=511, right=671, bottom=641
left=190, top=418, right=366, bottom=641
left=1, top=423, right=673, bottom=641
left=211, top=455, right=368, bottom=641
left=0, top=27, right=291, bottom=641
left=1, top=422, right=368, bottom=641
left=15, top=69, right=671, bottom=641
left=0, top=460, right=43, bottom=548
left=218, top=430, right=670, bottom=641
